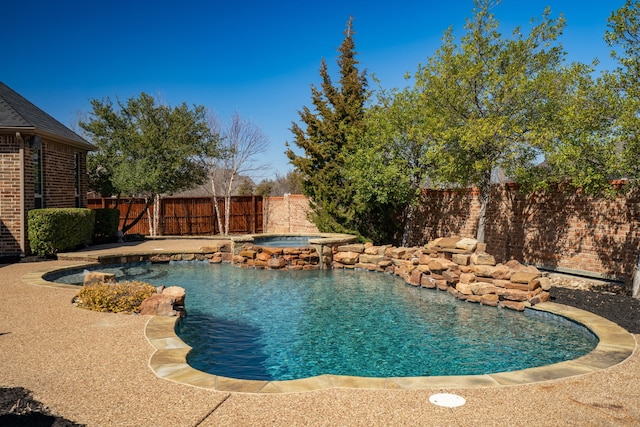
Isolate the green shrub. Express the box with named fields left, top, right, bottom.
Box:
left=28, top=208, right=96, bottom=256
left=75, top=281, right=156, bottom=313
left=92, top=208, right=120, bottom=244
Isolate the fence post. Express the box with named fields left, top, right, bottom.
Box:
left=251, top=195, right=257, bottom=234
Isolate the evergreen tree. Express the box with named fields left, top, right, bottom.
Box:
left=286, top=17, right=368, bottom=236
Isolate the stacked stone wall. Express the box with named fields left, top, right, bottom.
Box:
left=333, top=237, right=551, bottom=312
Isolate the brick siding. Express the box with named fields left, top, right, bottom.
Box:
left=0, top=135, right=23, bottom=255
left=0, top=135, right=89, bottom=256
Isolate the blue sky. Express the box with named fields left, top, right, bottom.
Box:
left=2, top=0, right=625, bottom=181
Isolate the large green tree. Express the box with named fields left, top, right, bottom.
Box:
left=413, top=0, right=588, bottom=242
left=81, top=92, right=220, bottom=234
left=344, top=85, right=436, bottom=244
left=606, top=0, right=640, bottom=183
left=285, top=17, right=368, bottom=237
left=604, top=0, right=640, bottom=298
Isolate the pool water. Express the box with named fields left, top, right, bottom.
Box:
left=252, top=235, right=320, bottom=247
left=54, top=262, right=598, bottom=381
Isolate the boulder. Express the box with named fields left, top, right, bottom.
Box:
left=83, top=272, right=116, bottom=286
left=459, top=272, right=477, bottom=284
left=268, top=257, right=287, bottom=269
left=499, top=300, right=526, bottom=311
left=256, top=252, right=272, bottom=262
left=162, top=286, right=185, bottom=306
left=456, top=237, right=478, bottom=252
left=238, top=250, right=257, bottom=259
left=491, top=264, right=513, bottom=280
left=428, top=259, right=446, bottom=272
left=471, top=252, right=496, bottom=266
left=456, top=282, right=473, bottom=295
left=510, top=271, right=540, bottom=284
left=443, top=270, right=460, bottom=284
left=139, top=294, right=178, bottom=316
left=434, top=237, right=460, bottom=249
left=497, top=288, right=529, bottom=302
left=261, top=247, right=283, bottom=256
left=539, top=277, right=553, bottom=291
left=334, top=251, right=360, bottom=265
left=421, top=275, right=437, bottom=289
left=436, top=280, right=449, bottom=291
left=338, top=244, right=365, bottom=253
left=359, top=254, right=385, bottom=264
left=452, top=253, right=471, bottom=266
left=408, top=270, right=422, bottom=287
left=149, top=254, right=171, bottom=263
left=480, top=294, right=500, bottom=306
left=474, top=264, right=495, bottom=278
left=416, top=264, right=431, bottom=273
left=529, top=291, right=551, bottom=305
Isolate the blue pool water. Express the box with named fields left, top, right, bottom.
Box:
left=252, top=236, right=319, bottom=247
left=53, top=262, right=598, bottom=381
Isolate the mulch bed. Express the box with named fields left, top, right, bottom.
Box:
left=552, top=286, right=640, bottom=334
left=0, top=387, right=83, bottom=426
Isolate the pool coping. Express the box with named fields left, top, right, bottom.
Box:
left=24, top=261, right=637, bottom=394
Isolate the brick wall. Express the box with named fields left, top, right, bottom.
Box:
left=43, top=141, right=86, bottom=207
left=0, top=135, right=23, bottom=255
left=268, top=187, right=640, bottom=284
left=264, top=194, right=319, bottom=234
left=0, top=135, right=89, bottom=257
left=412, top=185, right=640, bottom=284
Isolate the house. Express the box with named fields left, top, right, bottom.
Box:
left=0, top=81, right=95, bottom=258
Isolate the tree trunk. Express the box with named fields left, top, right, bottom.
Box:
left=401, top=202, right=416, bottom=247
left=224, top=173, right=236, bottom=235
left=210, top=177, right=224, bottom=234
left=476, top=171, right=492, bottom=244
left=121, top=197, right=154, bottom=235
left=633, top=251, right=640, bottom=299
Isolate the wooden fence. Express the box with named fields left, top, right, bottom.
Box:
left=88, top=196, right=263, bottom=236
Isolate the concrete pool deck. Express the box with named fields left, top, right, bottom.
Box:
left=2, top=238, right=639, bottom=425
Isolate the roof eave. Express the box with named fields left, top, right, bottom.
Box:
left=0, top=127, right=96, bottom=151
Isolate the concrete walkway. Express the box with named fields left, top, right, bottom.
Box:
left=1, top=239, right=639, bottom=426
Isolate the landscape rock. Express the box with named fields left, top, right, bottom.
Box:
left=139, top=294, right=178, bottom=316
left=83, top=272, right=116, bottom=286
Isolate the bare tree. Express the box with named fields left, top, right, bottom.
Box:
left=206, top=111, right=270, bottom=234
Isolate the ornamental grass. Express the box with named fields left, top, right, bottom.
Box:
left=75, top=281, right=156, bottom=314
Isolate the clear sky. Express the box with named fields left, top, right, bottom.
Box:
left=2, top=0, right=626, bottom=181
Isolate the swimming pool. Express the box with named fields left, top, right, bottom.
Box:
left=252, top=235, right=321, bottom=247
left=53, top=261, right=598, bottom=381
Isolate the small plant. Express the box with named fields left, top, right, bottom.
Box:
left=75, top=281, right=155, bottom=314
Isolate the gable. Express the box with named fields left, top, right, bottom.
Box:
left=0, top=81, right=94, bottom=150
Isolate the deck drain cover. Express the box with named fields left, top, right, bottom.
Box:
left=429, top=393, right=466, bottom=408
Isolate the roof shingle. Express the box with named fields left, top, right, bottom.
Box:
left=0, top=81, right=93, bottom=148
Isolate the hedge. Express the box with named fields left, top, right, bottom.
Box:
left=28, top=208, right=96, bottom=256
left=92, top=208, right=120, bottom=244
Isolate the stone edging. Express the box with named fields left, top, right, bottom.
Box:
left=24, top=260, right=637, bottom=394
left=142, top=301, right=636, bottom=393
